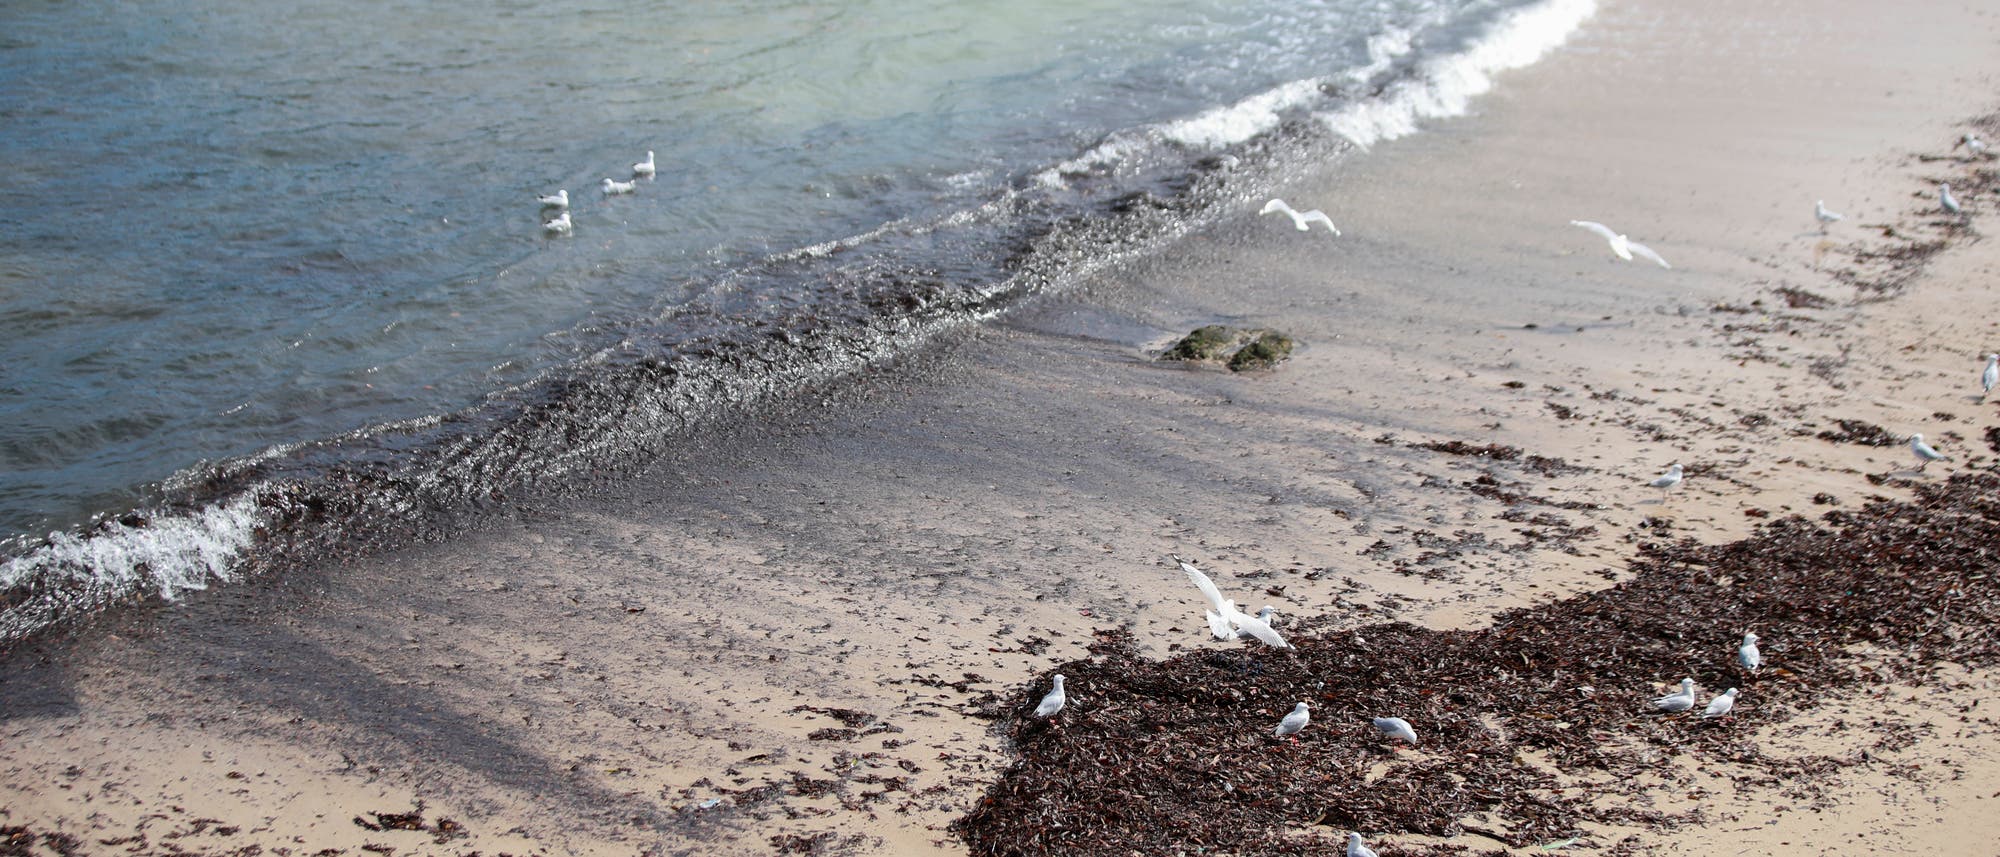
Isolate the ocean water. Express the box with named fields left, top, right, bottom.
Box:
left=0, top=0, right=1595, bottom=644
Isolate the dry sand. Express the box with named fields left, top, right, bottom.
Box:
left=7, top=0, right=2000, bottom=854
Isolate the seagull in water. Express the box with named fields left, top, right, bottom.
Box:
left=1570, top=220, right=1671, bottom=268
left=1260, top=198, right=1341, bottom=236
left=1955, top=133, right=1988, bottom=158
left=1739, top=632, right=1761, bottom=672
left=1702, top=688, right=1739, bottom=719
left=537, top=189, right=568, bottom=209
left=1274, top=702, right=1311, bottom=740
left=633, top=150, right=657, bottom=177
left=1652, top=678, right=1696, bottom=713
left=1347, top=832, right=1380, bottom=857
left=602, top=177, right=637, bottom=195
left=1940, top=183, right=1962, bottom=217
left=1814, top=200, right=1842, bottom=232
left=1648, top=463, right=1683, bottom=498
left=1372, top=716, right=1418, bottom=745
left=1910, top=433, right=1947, bottom=470
left=1176, top=555, right=1290, bottom=648
left=1980, top=354, right=1998, bottom=400
left=1033, top=674, right=1066, bottom=718
left=542, top=210, right=572, bottom=234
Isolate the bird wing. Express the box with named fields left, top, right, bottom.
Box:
left=1570, top=220, right=1619, bottom=241
left=1259, top=199, right=1293, bottom=216
left=1299, top=211, right=1342, bottom=236
left=1230, top=611, right=1290, bottom=648
left=1206, top=608, right=1237, bottom=641
left=1178, top=556, right=1229, bottom=614
left=1626, top=241, right=1671, bottom=268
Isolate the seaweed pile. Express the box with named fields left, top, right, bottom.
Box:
left=955, top=461, right=2000, bottom=855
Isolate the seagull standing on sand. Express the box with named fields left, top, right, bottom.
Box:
left=1570, top=220, right=1671, bottom=268
left=1955, top=133, right=1988, bottom=158
left=537, top=189, right=569, bottom=209
left=1175, top=555, right=1291, bottom=648
left=1910, top=433, right=1947, bottom=470
left=542, top=210, right=572, bottom=234
left=1980, top=354, right=1998, bottom=400
left=1652, top=678, right=1697, bottom=713
left=1940, top=183, right=1962, bottom=216
left=1260, top=198, right=1341, bottom=236
left=1814, top=200, right=1842, bottom=232
left=1649, top=463, right=1683, bottom=498
left=1702, top=688, right=1739, bottom=719
left=1033, top=674, right=1066, bottom=718
left=1347, top=832, right=1380, bottom=857
left=1372, top=716, right=1419, bottom=745
left=1739, top=632, right=1761, bottom=672
left=602, top=177, right=637, bottom=195
left=1275, top=702, right=1311, bottom=740
left=633, top=150, right=657, bottom=177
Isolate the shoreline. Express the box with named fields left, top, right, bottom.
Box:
left=7, top=0, right=2000, bottom=854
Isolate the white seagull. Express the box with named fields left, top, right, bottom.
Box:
left=537, top=189, right=569, bottom=208
left=1347, top=832, right=1380, bottom=857
left=1176, top=555, right=1291, bottom=648
left=1372, top=716, right=1418, bottom=745
left=1955, top=133, right=1988, bottom=158
left=1651, top=678, right=1697, bottom=713
left=1260, top=198, right=1340, bottom=236
left=1940, top=183, right=1962, bottom=216
left=1648, top=463, right=1683, bottom=497
left=633, top=150, right=657, bottom=177
left=1739, top=632, right=1761, bottom=672
left=542, top=211, right=572, bottom=234
left=1275, top=701, right=1311, bottom=740
left=1980, top=353, right=1998, bottom=400
left=1570, top=220, right=1671, bottom=268
left=1033, top=674, right=1066, bottom=718
left=1814, top=200, right=1842, bottom=232
left=1702, top=687, right=1739, bottom=719
left=1910, top=433, right=1947, bottom=470
left=602, top=177, right=637, bottom=195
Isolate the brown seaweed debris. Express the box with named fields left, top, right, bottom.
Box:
left=955, top=467, right=2000, bottom=856
left=1815, top=418, right=1900, bottom=446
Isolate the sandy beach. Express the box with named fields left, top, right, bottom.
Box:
left=7, top=0, right=2000, bottom=854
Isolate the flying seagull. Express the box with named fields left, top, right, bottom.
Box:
left=1570, top=220, right=1671, bottom=268
left=1260, top=198, right=1341, bottom=236
left=1176, top=555, right=1291, bottom=648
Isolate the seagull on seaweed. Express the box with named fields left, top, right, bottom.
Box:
left=1980, top=353, right=1998, bottom=400
left=1274, top=701, right=1311, bottom=741
left=1702, top=688, right=1739, bottom=719
left=1648, top=463, right=1683, bottom=498
left=1347, top=832, right=1380, bottom=857
left=1372, top=716, right=1418, bottom=745
left=1739, top=632, right=1761, bottom=672
left=537, top=188, right=569, bottom=209
left=1651, top=678, right=1696, bottom=713
left=1175, top=555, right=1291, bottom=648
left=602, top=177, right=637, bottom=195
left=1814, top=200, right=1842, bottom=232
left=1910, top=433, right=1947, bottom=470
left=1570, top=220, right=1671, bottom=268
left=1955, top=133, right=1988, bottom=158
left=633, top=150, right=657, bottom=177
left=542, top=210, right=572, bottom=235
left=1940, top=183, right=1962, bottom=217
left=1260, top=198, right=1341, bottom=236
left=1033, top=674, right=1066, bottom=718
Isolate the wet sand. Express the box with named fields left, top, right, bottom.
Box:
left=7, top=0, right=2000, bottom=854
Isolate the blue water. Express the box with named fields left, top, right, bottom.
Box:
left=0, top=0, right=1596, bottom=642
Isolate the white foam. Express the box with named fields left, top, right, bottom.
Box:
left=1318, top=0, right=1596, bottom=150
left=1159, top=78, right=1326, bottom=149
left=0, top=495, right=266, bottom=602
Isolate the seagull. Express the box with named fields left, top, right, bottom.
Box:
left=1702, top=688, right=1739, bottom=719
left=1570, top=220, right=1671, bottom=268
left=1739, top=632, right=1761, bottom=672
left=1176, top=555, right=1291, bottom=648
left=1651, top=678, right=1696, bottom=713
left=1648, top=463, right=1683, bottom=497
left=1347, top=832, right=1380, bottom=857
left=1814, top=200, right=1842, bottom=232
left=1910, top=433, right=1947, bottom=470
left=537, top=189, right=569, bottom=208
left=1940, top=183, right=1962, bottom=216
left=1260, top=198, right=1340, bottom=236
left=542, top=211, right=572, bottom=234
left=1954, top=133, right=1988, bottom=158
left=1372, top=716, right=1418, bottom=745
left=1274, top=701, right=1311, bottom=740
left=1981, top=354, right=1998, bottom=400
left=602, top=177, right=637, bottom=195
left=633, top=150, right=657, bottom=177
left=1033, top=674, right=1066, bottom=718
